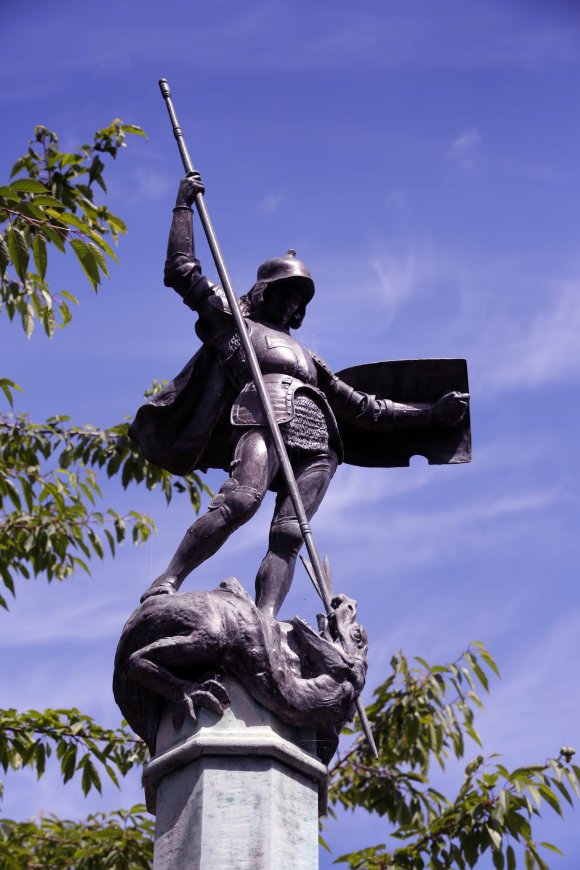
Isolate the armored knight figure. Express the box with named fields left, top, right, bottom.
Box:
left=130, top=173, right=468, bottom=617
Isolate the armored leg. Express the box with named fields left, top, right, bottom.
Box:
left=141, top=429, right=278, bottom=602
left=255, top=450, right=338, bottom=618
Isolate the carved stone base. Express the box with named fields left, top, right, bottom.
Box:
left=144, top=676, right=328, bottom=870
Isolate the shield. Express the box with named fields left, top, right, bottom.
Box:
left=336, top=358, right=471, bottom=468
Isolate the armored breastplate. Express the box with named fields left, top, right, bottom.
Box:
left=248, top=322, right=317, bottom=384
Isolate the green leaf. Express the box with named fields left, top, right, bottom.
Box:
left=81, top=758, right=93, bottom=795
left=551, top=776, right=573, bottom=806
left=21, top=302, right=35, bottom=338
left=9, top=179, right=47, bottom=194
left=539, top=841, right=563, bottom=855
left=0, top=184, right=22, bottom=201
left=85, top=227, right=118, bottom=261
left=45, top=209, right=89, bottom=233
left=88, top=241, right=109, bottom=277
left=121, top=124, right=147, bottom=137
left=0, top=234, right=9, bottom=275
left=42, top=224, right=67, bottom=252
left=480, top=650, right=500, bottom=677
left=10, top=200, right=45, bottom=221
left=527, top=783, right=541, bottom=808
left=70, top=238, right=100, bottom=289
left=563, top=768, right=580, bottom=797
left=7, top=226, right=29, bottom=282
left=537, top=783, right=562, bottom=815
left=31, top=195, right=66, bottom=208
left=506, top=845, right=516, bottom=870
left=485, top=826, right=502, bottom=852
left=32, top=232, right=47, bottom=280
left=0, top=378, right=22, bottom=408
left=469, top=655, right=489, bottom=693
left=42, top=307, right=56, bottom=338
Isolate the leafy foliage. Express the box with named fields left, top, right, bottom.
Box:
left=0, top=709, right=147, bottom=798
left=0, top=122, right=145, bottom=338
left=0, top=409, right=209, bottom=607
left=0, top=807, right=153, bottom=869
left=0, top=124, right=210, bottom=608
left=328, top=648, right=578, bottom=868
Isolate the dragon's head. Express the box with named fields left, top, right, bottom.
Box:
left=317, top=594, right=368, bottom=689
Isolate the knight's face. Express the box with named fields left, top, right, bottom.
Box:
left=263, top=286, right=303, bottom=327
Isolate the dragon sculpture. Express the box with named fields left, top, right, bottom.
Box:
left=113, top=578, right=368, bottom=764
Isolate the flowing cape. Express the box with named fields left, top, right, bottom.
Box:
left=128, top=347, right=237, bottom=475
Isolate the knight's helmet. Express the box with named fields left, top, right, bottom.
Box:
left=256, top=249, right=315, bottom=303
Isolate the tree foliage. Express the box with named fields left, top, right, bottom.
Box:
left=0, top=121, right=142, bottom=337
left=0, top=708, right=147, bottom=799
left=0, top=808, right=154, bottom=870
left=0, top=125, right=576, bottom=869
left=0, top=410, right=208, bottom=608
left=0, top=123, right=209, bottom=609
left=327, top=650, right=578, bottom=869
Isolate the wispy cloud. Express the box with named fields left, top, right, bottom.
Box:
left=258, top=193, right=283, bottom=215
left=316, top=464, right=557, bottom=578
left=132, top=168, right=173, bottom=202
left=477, top=608, right=580, bottom=757
left=367, top=245, right=435, bottom=325
left=491, top=284, right=580, bottom=394
left=352, top=237, right=580, bottom=395
left=480, top=282, right=580, bottom=390
left=449, top=128, right=482, bottom=172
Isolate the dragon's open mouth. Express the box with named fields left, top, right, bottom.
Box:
left=326, top=610, right=339, bottom=642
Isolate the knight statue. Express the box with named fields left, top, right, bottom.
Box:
left=129, top=172, right=470, bottom=619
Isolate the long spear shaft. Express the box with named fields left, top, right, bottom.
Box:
left=159, top=79, right=377, bottom=759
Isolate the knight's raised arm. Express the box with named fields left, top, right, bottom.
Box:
left=164, top=173, right=212, bottom=308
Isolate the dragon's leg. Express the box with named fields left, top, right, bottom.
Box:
left=127, top=637, right=230, bottom=729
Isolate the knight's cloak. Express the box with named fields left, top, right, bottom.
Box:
left=129, top=347, right=237, bottom=476
left=129, top=351, right=471, bottom=475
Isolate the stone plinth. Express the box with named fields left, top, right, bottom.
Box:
left=144, top=677, right=328, bottom=870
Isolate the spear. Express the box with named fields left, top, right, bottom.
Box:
left=159, top=78, right=378, bottom=761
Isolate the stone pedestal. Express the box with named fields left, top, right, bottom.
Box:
left=144, top=677, right=328, bottom=870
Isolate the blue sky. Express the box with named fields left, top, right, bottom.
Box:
left=2, top=0, right=580, bottom=866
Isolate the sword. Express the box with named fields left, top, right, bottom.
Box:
left=159, top=78, right=378, bottom=761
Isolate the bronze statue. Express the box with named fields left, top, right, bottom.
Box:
left=129, top=173, right=469, bottom=618
left=117, top=80, right=472, bottom=761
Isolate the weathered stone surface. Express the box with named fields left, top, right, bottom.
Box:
left=146, top=678, right=325, bottom=869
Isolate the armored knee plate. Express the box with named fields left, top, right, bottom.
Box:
left=208, top=478, right=262, bottom=522
left=269, top=515, right=304, bottom=554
